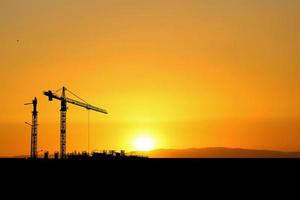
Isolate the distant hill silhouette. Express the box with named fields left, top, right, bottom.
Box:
left=135, top=147, right=300, bottom=158
left=4, top=147, right=300, bottom=159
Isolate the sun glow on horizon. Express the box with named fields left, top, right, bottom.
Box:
left=134, top=135, right=155, bottom=151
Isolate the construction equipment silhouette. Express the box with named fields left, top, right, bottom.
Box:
left=24, top=97, right=38, bottom=159
left=44, top=86, right=108, bottom=159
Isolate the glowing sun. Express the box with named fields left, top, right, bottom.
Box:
left=134, top=136, right=155, bottom=151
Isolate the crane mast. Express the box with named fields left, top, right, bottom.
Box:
left=44, top=86, right=107, bottom=159
left=24, top=97, right=38, bottom=159
left=60, top=87, right=67, bottom=159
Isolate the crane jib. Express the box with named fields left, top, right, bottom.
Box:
left=43, top=90, right=108, bottom=114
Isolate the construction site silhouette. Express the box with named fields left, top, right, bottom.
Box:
left=22, top=86, right=148, bottom=161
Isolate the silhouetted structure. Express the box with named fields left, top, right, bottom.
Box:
left=44, top=151, right=49, bottom=159
left=24, top=97, right=38, bottom=159
left=43, top=86, right=108, bottom=159
left=67, top=150, right=148, bottom=160
left=54, top=152, right=59, bottom=160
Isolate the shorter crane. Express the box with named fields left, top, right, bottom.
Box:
left=44, top=86, right=108, bottom=159
left=24, top=97, right=38, bottom=159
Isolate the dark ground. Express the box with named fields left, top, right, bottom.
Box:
left=1, top=158, right=300, bottom=175
left=1, top=158, right=299, bottom=194
left=0, top=159, right=300, bottom=199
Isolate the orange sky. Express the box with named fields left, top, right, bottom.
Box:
left=0, top=0, right=300, bottom=156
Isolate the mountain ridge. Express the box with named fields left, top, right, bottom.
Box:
left=135, top=147, right=300, bottom=158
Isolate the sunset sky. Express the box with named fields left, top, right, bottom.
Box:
left=0, top=0, right=300, bottom=157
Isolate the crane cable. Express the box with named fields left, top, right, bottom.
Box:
left=88, top=109, right=90, bottom=154
left=66, top=88, right=89, bottom=104
left=54, top=87, right=63, bottom=94
left=66, top=88, right=91, bottom=154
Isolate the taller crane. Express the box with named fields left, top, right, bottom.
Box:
left=24, top=97, right=38, bottom=159
left=44, top=86, right=108, bottom=159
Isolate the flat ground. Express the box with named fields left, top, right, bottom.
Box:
left=1, top=158, right=299, bottom=192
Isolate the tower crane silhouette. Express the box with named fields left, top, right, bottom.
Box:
left=24, top=97, right=38, bottom=159
left=44, top=86, right=108, bottom=159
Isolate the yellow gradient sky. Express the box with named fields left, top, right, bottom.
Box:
left=0, top=0, right=300, bottom=156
